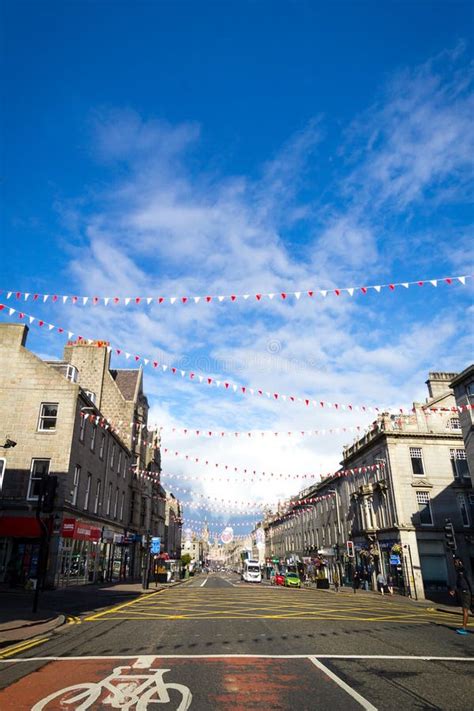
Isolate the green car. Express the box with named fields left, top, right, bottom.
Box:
left=284, top=572, right=301, bottom=588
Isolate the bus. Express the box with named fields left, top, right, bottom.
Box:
left=242, top=559, right=262, bottom=583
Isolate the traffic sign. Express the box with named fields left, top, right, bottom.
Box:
left=150, top=537, right=161, bottom=554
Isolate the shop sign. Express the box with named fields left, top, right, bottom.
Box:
left=390, top=554, right=401, bottom=566
left=150, top=537, right=161, bottom=554
left=102, top=529, right=115, bottom=541
left=379, top=540, right=398, bottom=551
left=74, top=522, right=101, bottom=541
left=113, top=534, right=123, bottom=544
left=61, top=518, right=76, bottom=538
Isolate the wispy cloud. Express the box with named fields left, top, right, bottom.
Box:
left=37, top=45, right=474, bottom=524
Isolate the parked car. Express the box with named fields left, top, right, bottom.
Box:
left=271, top=572, right=286, bottom=586
left=284, top=572, right=301, bottom=588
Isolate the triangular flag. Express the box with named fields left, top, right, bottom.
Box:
left=43, top=295, right=49, bottom=302
left=218, top=296, right=225, bottom=302
left=146, top=298, right=153, bottom=305
left=143, top=359, right=149, bottom=365
left=243, top=294, right=250, bottom=300
left=6, top=292, right=12, bottom=299
left=162, top=365, right=168, bottom=371
left=268, top=293, right=275, bottom=300
left=347, top=288, right=354, bottom=296
left=402, top=282, right=409, bottom=288
left=320, top=290, right=327, bottom=297
left=48, top=324, right=54, bottom=330
left=82, top=297, right=88, bottom=305
left=294, top=292, right=301, bottom=300
left=429, top=280, right=438, bottom=287
left=29, top=316, right=35, bottom=324
left=24, top=293, right=30, bottom=300
left=104, top=298, right=110, bottom=306
left=374, top=285, right=381, bottom=293
left=458, top=276, right=466, bottom=285
left=8, top=308, right=14, bottom=316
left=68, top=331, right=74, bottom=338
left=62, top=295, right=68, bottom=303
left=194, top=296, right=201, bottom=304
left=170, top=297, right=177, bottom=304
left=125, top=298, right=131, bottom=306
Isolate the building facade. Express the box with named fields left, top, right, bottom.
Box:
left=261, top=372, right=474, bottom=599
left=450, top=365, right=474, bottom=486
left=164, top=493, right=182, bottom=560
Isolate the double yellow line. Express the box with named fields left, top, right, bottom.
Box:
left=0, top=636, right=50, bottom=659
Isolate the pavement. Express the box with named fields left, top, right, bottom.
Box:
left=0, top=578, right=187, bottom=646
left=0, top=572, right=472, bottom=710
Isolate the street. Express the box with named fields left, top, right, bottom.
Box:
left=0, top=573, right=473, bottom=710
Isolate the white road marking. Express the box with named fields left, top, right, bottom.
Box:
left=200, top=578, right=208, bottom=588
left=309, top=656, right=378, bottom=710
left=2, top=654, right=474, bottom=662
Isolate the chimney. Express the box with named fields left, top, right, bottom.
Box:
left=63, top=339, right=111, bottom=408
left=0, top=323, right=29, bottom=348
left=425, top=372, right=458, bottom=399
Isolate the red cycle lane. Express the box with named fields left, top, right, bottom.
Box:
left=0, top=655, right=367, bottom=710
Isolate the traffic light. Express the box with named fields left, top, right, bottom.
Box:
left=41, top=476, right=58, bottom=513
left=346, top=540, right=355, bottom=558
left=444, top=518, right=456, bottom=551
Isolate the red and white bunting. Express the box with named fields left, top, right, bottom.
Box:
left=183, top=518, right=257, bottom=528
left=2, top=303, right=473, bottom=416
left=2, top=274, right=470, bottom=307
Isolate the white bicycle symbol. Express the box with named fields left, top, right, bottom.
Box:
left=32, top=659, right=192, bottom=711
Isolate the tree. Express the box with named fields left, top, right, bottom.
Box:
left=181, top=553, right=192, bottom=567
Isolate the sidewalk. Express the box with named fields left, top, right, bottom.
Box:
left=0, top=578, right=187, bottom=647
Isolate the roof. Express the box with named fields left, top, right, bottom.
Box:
left=110, top=369, right=140, bottom=401
left=450, top=364, right=474, bottom=388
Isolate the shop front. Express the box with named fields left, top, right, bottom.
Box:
left=56, top=518, right=102, bottom=587
left=0, top=515, right=44, bottom=587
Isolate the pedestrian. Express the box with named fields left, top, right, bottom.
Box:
left=333, top=569, right=340, bottom=592
left=449, top=558, right=473, bottom=636
left=352, top=570, right=360, bottom=593
left=376, top=571, right=386, bottom=595
left=387, top=572, right=394, bottom=595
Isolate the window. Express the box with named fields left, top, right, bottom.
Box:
left=450, top=449, right=470, bottom=479
left=38, top=403, right=58, bottom=431
left=123, top=456, right=127, bottom=479
left=410, top=447, right=424, bottom=476
left=110, top=443, right=116, bottom=470
left=118, top=450, right=122, bottom=474
left=79, top=414, right=86, bottom=443
left=106, top=482, right=113, bottom=516
left=0, top=458, right=5, bottom=494
left=66, top=365, right=78, bottom=383
left=27, top=459, right=50, bottom=499
left=90, top=425, right=97, bottom=452
left=469, top=494, right=474, bottom=522
left=99, top=431, right=106, bottom=459
left=458, top=494, right=470, bottom=526
left=84, top=390, right=96, bottom=404
left=84, top=473, right=92, bottom=510
left=120, top=491, right=125, bottom=521
left=72, top=465, right=81, bottom=506
left=416, top=491, right=433, bottom=525
left=447, top=417, right=461, bottom=430
left=114, top=488, right=120, bottom=519
left=94, top=479, right=101, bottom=514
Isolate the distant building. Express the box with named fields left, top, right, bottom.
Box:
left=164, top=493, right=182, bottom=559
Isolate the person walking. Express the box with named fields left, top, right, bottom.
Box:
left=352, top=570, right=360, bottom=593
left=376, top=571, right=387, bottom=595
left=386, top=572, right=394, bottom=595
left=333, top=569, right=340, bottom=592
left=449, top=558, right=472, bottom=636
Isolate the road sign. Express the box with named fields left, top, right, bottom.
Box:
left=150, top=537, right=161, bottom=554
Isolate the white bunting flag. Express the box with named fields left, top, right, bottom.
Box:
left=320, top=290, right=327, bottom=297
left=24, top=293, right=30, bottom=300
left=347, top=288, right=354, bottom=296
left=402, top=282, right=409, bottom=288
left=374, top=285, right=381, bottom=293
left=82, top=297, right=88, bottom=305
left=429, top=280, right=438, bottom=287
left=170, top=297, right=177, bottom=304
left=43, top=295, right=49, bottom=302
left=8, top=308, right=14, bottom=316
left=146, top=298, right=153, bottom=305
left=458, top=276, right=466, bottom=285
left=194, top=297, right=201, bottom=304
left=62, top=295, right=68, bottom=303
left=218, top=295, right=225, bottom=302
left=125, top=298, right=131, bottom=306
left=29, top=316, right=35, bottom=324
left=68, top=331, right=74, bottom=339
left=294, top=292, right=301, bottom=300
left=6, top=292, right=12, bottom=299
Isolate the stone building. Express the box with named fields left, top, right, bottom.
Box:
left=261, top=372, right=474, bottom=600
left=60, top=338, right=166, bottom=578
left=164, top=493, right=182, bottom=559
left=0, top=325, right=132, bottom=586
left=450, top=365, right=474, bottom=486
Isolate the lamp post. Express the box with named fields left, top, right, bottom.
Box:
left=328, top=488, right=341, bottom=584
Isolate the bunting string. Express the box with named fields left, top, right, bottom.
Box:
left=2, top=274, right=469, bottom=307
left=2, top=303, right=472, bottom=416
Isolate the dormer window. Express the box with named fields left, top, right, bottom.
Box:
left=66, top=365, right=78, bottom=383
left=84, top=390, right=96, bottom=404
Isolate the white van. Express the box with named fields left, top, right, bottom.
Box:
left=242, top=560, right=262, bottom=583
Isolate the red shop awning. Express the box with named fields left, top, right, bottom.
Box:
left=0, top=516, right=42, bottom=538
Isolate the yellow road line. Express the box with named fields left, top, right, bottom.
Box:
left=0, top=636, right=50, bottom=659
left=84, top=588, right=166, bottom=621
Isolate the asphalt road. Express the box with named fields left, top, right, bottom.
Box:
left=0, top=572, right=472, bottom=710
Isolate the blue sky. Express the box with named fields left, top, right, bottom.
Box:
left=1, top=1, right=473, bottom=537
